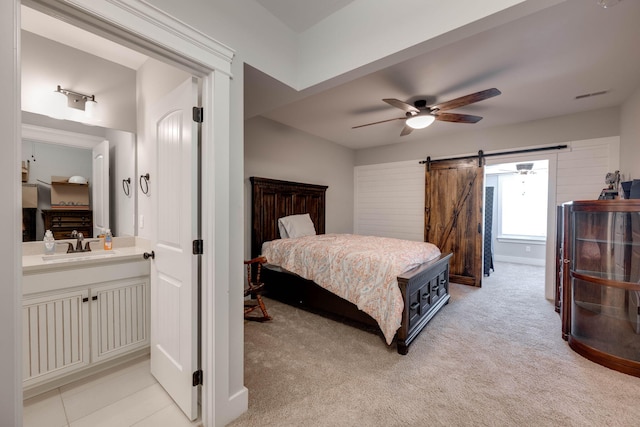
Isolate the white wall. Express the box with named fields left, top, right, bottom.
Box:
left=244, top=116, right=355, bottom=256
left=354, top=160, right=425, bottom=242
left=620, top=85, right=640, bottom=180
left=106, top=128, right=136, bottom=237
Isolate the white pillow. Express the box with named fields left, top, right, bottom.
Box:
left=277, top=213, right=316, bottom=238
left=277, top=220, right=289, bottom=239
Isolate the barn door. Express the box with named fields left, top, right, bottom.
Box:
left=425, top=158, right=484, bottom=287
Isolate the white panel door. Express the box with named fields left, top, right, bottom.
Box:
left=149, top=77, right=199, bottom=420
left=92, top=140, right=110, bottom=236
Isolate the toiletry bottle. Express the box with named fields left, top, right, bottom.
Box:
left=104, top=229, right=113, bottom=250
left=44, top=230, right=56, bottom=255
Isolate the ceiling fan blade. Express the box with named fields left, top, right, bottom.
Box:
left=400, top=125, right=414, bottom=136
left=383, top=98, right=420, bottom=114
left=352, top=117, right=406, bottom=129
left=431, top=88, right=501, bottom=112
left=435, top=112, right=483, bottom=123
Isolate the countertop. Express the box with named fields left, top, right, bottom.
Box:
left=23, top=236, right=152, bottom=273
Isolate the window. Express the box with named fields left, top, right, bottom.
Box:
left=496, top=160, right=548, bottom=239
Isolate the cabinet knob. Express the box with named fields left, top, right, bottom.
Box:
left=143, top=251, right=155, bottom=260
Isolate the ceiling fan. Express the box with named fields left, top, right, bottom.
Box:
left=353, top=88, right=501, bottom=136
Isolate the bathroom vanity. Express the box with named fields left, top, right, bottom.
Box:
left=22, top=239, right=151, bottom=397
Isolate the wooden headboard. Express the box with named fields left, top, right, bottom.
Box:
left=250, top=177, right=328, bottom=258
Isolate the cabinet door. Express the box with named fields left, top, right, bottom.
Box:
left=23, top=289, right=90, bottom=386
left=91, top=278, right=149, bottom=362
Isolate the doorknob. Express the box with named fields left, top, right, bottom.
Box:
left=143, top=251, right=155, bottom=260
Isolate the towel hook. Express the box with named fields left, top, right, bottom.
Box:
left=139, top=173, right=150, bottom=195
left=122, top=177, right=131, bottom=196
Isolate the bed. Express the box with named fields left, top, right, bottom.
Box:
left=250, top=176, right=452, bottom=354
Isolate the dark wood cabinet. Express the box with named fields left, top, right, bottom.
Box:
left=22, top=208, right=37, bottom=242
left=42, top=209, right=93, bottom=240
left=560, top=200, right=640, bottom=377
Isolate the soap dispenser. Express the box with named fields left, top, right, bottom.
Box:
left=44, top=230, right=56, bottom=255
left=104, top=228, right=113, bottom=250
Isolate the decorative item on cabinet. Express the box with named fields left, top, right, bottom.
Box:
left=560, top=200, right=640, bottom=378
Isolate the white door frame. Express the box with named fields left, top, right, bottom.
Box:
left=4, top=1, right=246, bottom=426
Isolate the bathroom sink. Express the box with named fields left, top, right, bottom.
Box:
left=42, top=250, right=119, bottom=263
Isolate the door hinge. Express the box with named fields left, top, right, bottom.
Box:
left=193, top=106, right=203, bottom=123
left=192, top=239, right=204, bottom=255
left=193, top=369, right=203, bottom=386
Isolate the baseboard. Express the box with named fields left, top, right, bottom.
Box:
left=217, top=386, right=248, bottom=426
left=493, top=255, right=545, bottom=266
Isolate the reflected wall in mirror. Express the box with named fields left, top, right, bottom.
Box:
left=21, top=119, right=136, bottom=241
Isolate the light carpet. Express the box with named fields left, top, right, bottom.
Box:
left=230, top=262, right=640, bottom=426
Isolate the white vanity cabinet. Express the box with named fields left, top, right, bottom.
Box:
left=23, top=289, right=91, bottom=387
left=22, top=254, right=150, bottom=393
left=90, top=278, right=149, bottom=362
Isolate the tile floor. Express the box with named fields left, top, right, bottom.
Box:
left=23, top=355, right=202, bottom=427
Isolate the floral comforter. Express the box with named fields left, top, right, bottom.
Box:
left=261, top=234, right=441, bottom=344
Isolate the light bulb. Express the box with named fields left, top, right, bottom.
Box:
left=406, top=113, right=435, bottom=129
left=84, top=98, right=97, bottom=119
left=48, top=86, right=67, bottom=119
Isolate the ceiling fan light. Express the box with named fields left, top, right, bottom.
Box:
left=406, top=114, right=435, bottom=129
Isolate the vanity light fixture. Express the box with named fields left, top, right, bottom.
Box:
left=405, top=112, right=436, bottom=130
left=55, top=85, right=97, bottom=118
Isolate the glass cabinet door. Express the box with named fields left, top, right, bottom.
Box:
left=569, top=204, right=640, bottom=372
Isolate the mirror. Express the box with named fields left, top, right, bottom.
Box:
left=21, top=120, right=136, bottom=241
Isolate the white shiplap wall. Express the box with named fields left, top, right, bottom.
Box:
left=556, top=136, right=620, bottom=204
left=354, top=160, right=425, bottom=241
